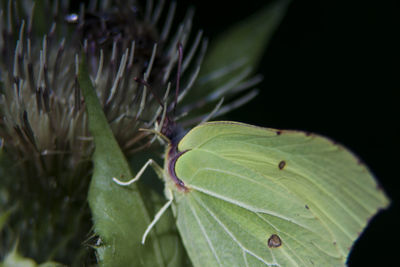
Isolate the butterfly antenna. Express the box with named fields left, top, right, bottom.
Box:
left=173, top=42, right=183, bottom=116
left=134, top=77, right=164, bottom=109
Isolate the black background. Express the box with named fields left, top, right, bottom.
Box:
left=180, top=0, right=398, bottom=266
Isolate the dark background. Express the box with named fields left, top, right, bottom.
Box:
left=181, top=0, right=398, bottom=266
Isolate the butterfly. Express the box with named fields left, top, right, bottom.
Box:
left=113, top=46, right=388, bottom=267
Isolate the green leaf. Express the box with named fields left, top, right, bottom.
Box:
left=194, top=0, right=291, bottom=98
left=79, top=57, right=166, bottom=266
left=0, top=245, right=37, bottom=267
left=0, top=244, right=65, bottom=267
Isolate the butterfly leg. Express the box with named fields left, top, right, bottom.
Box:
left=141, top=189, right=174, bottom=244
left=112, top=158, right=163, bottom=186
left=112, top=159, right=173, bottom=244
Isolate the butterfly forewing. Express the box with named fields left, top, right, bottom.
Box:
left=172, top=121, right=388, bottom=266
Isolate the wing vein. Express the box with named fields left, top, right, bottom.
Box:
left=193, top=193, right=277, bottom=266
left=255, top=213, right=338, bottom=265
left=187, top=199, right=223, bottom=267
left=196, top=147, right=358, bottom=240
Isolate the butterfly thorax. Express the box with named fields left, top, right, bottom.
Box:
left=159, top=116, right=186, bottom=147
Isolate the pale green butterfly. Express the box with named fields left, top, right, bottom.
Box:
left=113, top=47, right=389, bottom=267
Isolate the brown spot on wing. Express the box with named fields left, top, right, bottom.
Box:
left=268, top=234, right=282, bottom=248
left=278, top=160, right=286, bottom=170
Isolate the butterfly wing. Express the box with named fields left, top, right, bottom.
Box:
left=173, top=121, right=388, bottom=266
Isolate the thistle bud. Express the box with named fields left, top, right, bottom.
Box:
left=0, top=0, right=258, bottom=264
